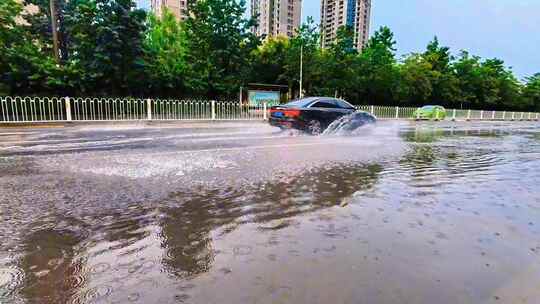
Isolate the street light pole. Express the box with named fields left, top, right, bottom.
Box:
left=299, top=44, right=303, bottom=98
left=49, top=0, right=60, bottom=61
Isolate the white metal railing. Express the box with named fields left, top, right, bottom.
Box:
left=360, top=105, right=539, bottom=122
left=0, top=96, right=539, bottom=123
left=70, top=97, right=148, bottom=121
left=0, top=96, right=65, bottom=122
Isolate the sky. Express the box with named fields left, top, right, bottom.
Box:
left=138, top=0, right=539, bottom=79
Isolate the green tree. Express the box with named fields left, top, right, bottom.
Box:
left=332, top=26, right=357, bottom=56
left=452, top=51, right=482, bottom=108
left=22, top=0, right=61, bottom=59
left=63, top=0, right=147, bottom=96
left=523, top=74, right=540, bottom=111
left=250, top=35, right=290, bottom=85
left=355, top=26, right=401, bottom=105
left=317, top=26, right=358, bottom=99
left=423, top=37, right=451, bottom=73
left=1, top=7, right=536, bottom=112
left=10, top=0, right=147, bottom=96
left=0, top=0, right=60, bottom=95
left=143, top=10, right=188, bottom=97
left=284, top=17, right=322, bottom=98
left=398, top=54, right=433, bottom=105
left=480, top=58, right=521, bottom=110
left=453, top=51, right=521, bottom=110
left=183, top=0, right=259, bottom=97
left=421, top=37, right=460, bottom=107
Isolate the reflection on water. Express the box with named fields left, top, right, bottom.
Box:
left=160, top=163, right=382, bottom=279
left=19, top=228, right=86, bottom=303
left=1, top=123, right=540, bottom=303
left=402, top=125, right=509, bottom=144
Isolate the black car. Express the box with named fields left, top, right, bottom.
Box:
left=269, top=97, right=376, bottom=134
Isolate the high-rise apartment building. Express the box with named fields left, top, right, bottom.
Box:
left=320, top=0, right=371, bottom=50
left=251, top=0, right=302, bottom=38
left=151, top=0, right=191, bottom=21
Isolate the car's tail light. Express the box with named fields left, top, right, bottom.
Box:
left=282, top=110, right=300, bottom=118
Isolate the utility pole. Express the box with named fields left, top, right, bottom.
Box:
left=299, top=44, right=303, bottom=98
left=49, top=0, right=60, bottom=61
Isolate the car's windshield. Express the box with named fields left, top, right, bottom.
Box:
left=421, top=106, right=436, bottom=110
left=285, top=97, right=318, bottom=108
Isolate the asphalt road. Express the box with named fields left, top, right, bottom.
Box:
left=1, top=120, right=540, bottom=304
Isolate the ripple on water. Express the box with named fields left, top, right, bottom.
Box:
left=68, top=273, right=87, bottom=292
left=88, top=262, right=111, bottom=276
left=233, top=245, right=253, bottom=256
left=127, top=292, right=140, bottom=302
left=74, top=285, right=112, bottom=304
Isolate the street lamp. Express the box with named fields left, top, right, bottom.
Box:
left=299, top=43, right=303, bottom=98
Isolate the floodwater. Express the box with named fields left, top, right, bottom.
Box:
left=0, top=121, right=539, bottom=304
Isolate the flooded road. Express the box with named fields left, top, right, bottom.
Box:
left=1, top=121, right=539, bottom=304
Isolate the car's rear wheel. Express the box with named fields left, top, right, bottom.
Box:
left=307, top=120, right=322, bottom=135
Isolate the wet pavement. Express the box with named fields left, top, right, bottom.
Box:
left=1, top=120, right=540, bottom=304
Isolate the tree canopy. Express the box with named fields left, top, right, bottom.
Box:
left=0, top=0, right=538, bottom=111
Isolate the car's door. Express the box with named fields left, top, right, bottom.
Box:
left=438, top=106, right=447, bottom=118
left=308, top=99, right=345, bottom=126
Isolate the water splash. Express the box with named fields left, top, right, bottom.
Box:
left=0, top=266, right=23, bottom=299
left=322, top=112, right=376, bottom=136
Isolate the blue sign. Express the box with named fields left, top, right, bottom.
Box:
left=248, top=90, right=280, bottom=106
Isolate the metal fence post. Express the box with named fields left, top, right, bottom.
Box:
left=502, top=111, right=506, bottom=120
left=395, top=106, right=399, bottom=119
left=520, top=112, right=524, bottom=120
left=511, top=112, right=515, bottom=121
left=147, top=98, right=152, bottom=120
left=480, top=110, right=483, bottom=120
left=452, top=109, right=456, bottom=121
left=211, top=100, right=216, bottom=120
left=263, top=102, right=267, bottom=120
left=370, top=105, right=374, bottom=115
left=65, top=97, right=72, bottom=121
left=536, top=113, right=539, bottom=121
left=491, top=111, right=495, bottom=120
left=467, top=110, right=471, bottom=121
left=528, top=113, right=532, bottom=120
